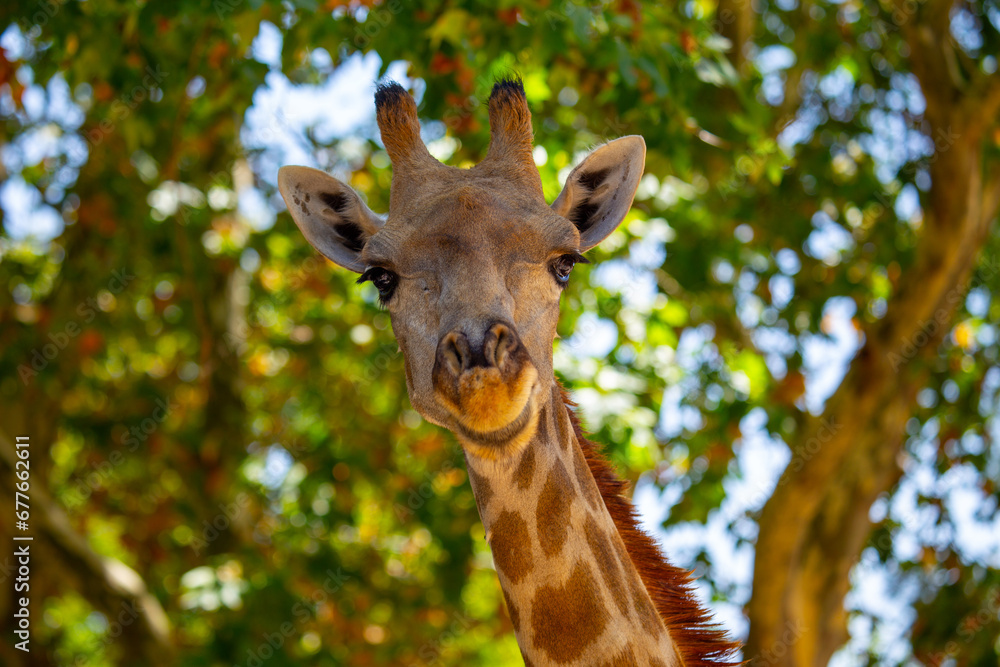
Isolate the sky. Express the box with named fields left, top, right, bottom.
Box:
left=236, top=24, right=1000, bottom=662
left=3, top=16, right=998, bottom=664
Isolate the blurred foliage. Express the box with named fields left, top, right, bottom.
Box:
left=0, top=1, right=998, bottom=666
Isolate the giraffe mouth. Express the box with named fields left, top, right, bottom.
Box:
left=430, top=323, right=541, bottom=454
left=452, top=387, right=538, bottom=447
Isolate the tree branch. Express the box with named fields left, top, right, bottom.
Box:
left=716, top=0, right=755, bottom=71
left=746, top=2, right=1000, bottom=663
left=0, top=429, right=172, bottom=664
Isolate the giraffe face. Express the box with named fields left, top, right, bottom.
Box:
left=278, top=80, right=645, bottom=458
left=355, top=176, right=572, bottom=452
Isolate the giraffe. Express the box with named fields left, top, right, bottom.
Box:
left=277, top=78, right=739, bottom=666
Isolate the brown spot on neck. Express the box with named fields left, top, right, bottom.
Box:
left=536, top=400, right=552, bottom=443
left=466, top=457, right=493, bottom=514
left=559, top=384, right=741, bottom=665
left=571, top=431, right=602, bottom=511
left=610, top=534, right=661, bottom=635
left=513, top=443, right=536, bottom=490
left=634, top=579, right=664, bottom=636
left=490, top=510, right=533, bottom=585
left=501, top=587, right=521, bottom=632
left=552, top=384, right=571, bottom=450
left=583, top=515, right=630, bottom=618
left=530, top=560, right=607, bottom=663
left=535, top=459, right=573, bottom=556
left=599, top=648, right=640, bottom=667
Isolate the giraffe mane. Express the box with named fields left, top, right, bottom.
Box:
left=560, top=386, right=743, bottom=666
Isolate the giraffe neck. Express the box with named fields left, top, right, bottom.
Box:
left=463, top=382, right=681, bottom=667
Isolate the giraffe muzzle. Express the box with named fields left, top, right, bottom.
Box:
left=431, top=322, right=539, bottom=445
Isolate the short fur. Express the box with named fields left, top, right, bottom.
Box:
left=562, top=387, right=742, bottom=667
left=279, top=74, right=739, bottom=665
left=374, top=81, right=440, bottom=213
left=374, top=81, right=426, bottom=166
left=477, top=77, right=544, bottom=196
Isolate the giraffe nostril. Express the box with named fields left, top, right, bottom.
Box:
left=436, top=323, right=523, bottom=379
left=489, top=323, right=519, bottom=371
left=438, top=332, right=471, bottom=376
left=431, top=322, right=537, bottom=436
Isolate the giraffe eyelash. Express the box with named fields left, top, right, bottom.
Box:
left=358, top=267, right=399, bottom=305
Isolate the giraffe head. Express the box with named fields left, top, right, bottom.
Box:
left=278, top=79, right=644, bottom=458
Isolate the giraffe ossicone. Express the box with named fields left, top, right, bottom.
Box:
left=278, top=77, right=740, bottom=666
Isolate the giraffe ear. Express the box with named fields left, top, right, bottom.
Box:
left=551, top=136, right=646, bottom=251
left=278, top=166, right=384, bottom=273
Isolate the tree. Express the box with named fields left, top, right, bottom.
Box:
left=0, top=1, right=997, bottom=665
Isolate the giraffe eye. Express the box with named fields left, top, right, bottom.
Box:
left=550, top=253, right=588, bottom=286
left=358, top=267, right=398, bottom=304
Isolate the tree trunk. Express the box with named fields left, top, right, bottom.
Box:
left=745, top=3, right=1000, bottom=662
